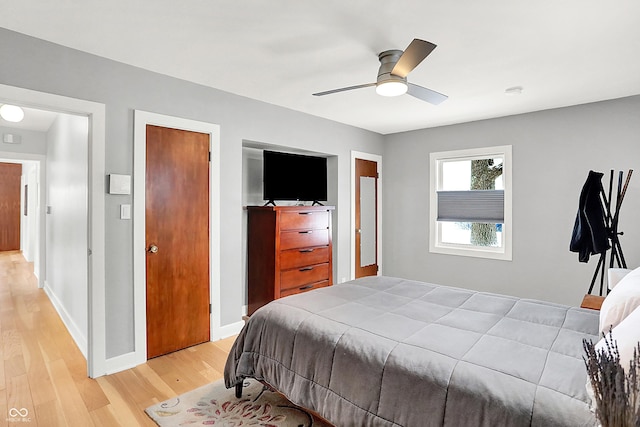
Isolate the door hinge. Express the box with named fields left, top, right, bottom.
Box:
left=209, top=303, right=212, bottom=314
left=376, top=265, right=379, bottom=272
left=208, top=152, right=211, bottom=162
left=88, top=248, right=92, bottom=256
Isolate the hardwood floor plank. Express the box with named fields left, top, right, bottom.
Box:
left=34, top=400, right=68, bottom=427
left=14, top=294, right=34, bottom=331
left=0, top=312, right=17, bottom=336
left=96, top=376, right=156, bottom=427
left=0, top=388, right=8, bottom=427
left=34, top=324, right=62, bottom=364
left=109, top=369, right=166, bottom=408
left=26, top=363, right=56, bottom=408
left=2, top=329, right=22, bottom=361
left=59, top=343, right=110, bottom=413
left=89, top=404, right=125, bottom=427
left=46, top=359, right=94, bottom=426
left=153, top=352, right=210, bottom=396
left=6, top=374, right=34, bottom=425
left=74, top=376, right=111, bottom=413
left=0, top=344, right=5, bottom=393
left=23, top=289, right=41, bottom=315
left=4, top=355, right=26, bottom=379
left=20, top=326, right=57, bottom=407
left=130, top=364, right=175, bottom=402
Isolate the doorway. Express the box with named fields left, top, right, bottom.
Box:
left=133, top=110, right=221, bottom=365
left=0, top=163, right=22, bottom=251
left=351, top=152, right=382, bottom=280
left=0, top=83, right=107, bottom=377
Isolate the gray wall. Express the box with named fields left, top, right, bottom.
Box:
left=0, top=126, right=46, bottom=154
left=383, top=96, right=640, bottom=306
left=0, top=28, right=384, bottom=358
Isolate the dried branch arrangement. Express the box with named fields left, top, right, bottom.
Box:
left=583, top=332, right=640, bottom=427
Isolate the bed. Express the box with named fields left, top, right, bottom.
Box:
left=224, top=276, right=599, bottom=426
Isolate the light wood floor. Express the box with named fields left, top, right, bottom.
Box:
left=0, top=250, right=236, bottom=426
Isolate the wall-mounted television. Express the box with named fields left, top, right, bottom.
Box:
left=263, top=150, right=327, bottom=205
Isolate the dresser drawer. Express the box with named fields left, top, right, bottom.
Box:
left=281, top=263, right=330, bottom=290
left=280, top=280, right=330, bottom=297
left=280, top=229, right=329, bottom=250
left=280, top=246, right=330, bottom=270
left=280, top=210, right=329, bottom=231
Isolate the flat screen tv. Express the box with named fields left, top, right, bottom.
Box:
left=263, top=150, right=327, bottom=205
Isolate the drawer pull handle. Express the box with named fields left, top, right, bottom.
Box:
left=299, top=267, right=314, bottom=272
left=299, top=284, right=315, bottom=290
left=298, top=212, right=313, bottom=215
left=299, top=230, right=313, bottom=234
left=299, top=249, right=314, bottom=253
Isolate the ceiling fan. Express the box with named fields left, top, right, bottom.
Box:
left=313, top=38, right=447, bottom=105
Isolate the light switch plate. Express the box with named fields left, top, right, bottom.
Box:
left=120, top=204, right=131, bottom=220
left=109, top=174, right=131, bottom=195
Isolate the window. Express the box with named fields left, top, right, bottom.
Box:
left=429, top=145, right=512, bottom=260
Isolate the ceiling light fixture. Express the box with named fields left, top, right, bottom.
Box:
left=0, top=104, right=25, bottom=122
left=376, top=80, right=408, bottom=97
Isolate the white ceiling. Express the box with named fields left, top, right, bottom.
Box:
left=0, top=105, right=58, bottom=132
left=1, top=1, right=639, bottom=134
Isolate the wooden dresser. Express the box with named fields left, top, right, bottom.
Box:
left=247, top=205, right=334, bottom=315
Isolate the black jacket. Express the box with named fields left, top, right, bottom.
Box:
left=570, top=171, right=610, bottom=262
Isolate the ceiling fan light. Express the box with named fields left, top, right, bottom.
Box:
left=0, top=104, right=25, bottom=122
left=376, top=80, right=408, bottom=97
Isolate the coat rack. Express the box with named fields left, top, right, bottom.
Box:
left=577, top=169, right=633, bottom=296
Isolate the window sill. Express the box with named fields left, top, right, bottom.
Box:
left=429, top=243, right=512, bottom=261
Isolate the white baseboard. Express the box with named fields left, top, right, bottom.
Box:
left=97, top=305, right=249, bottom=376
left=104, top=321, right=245, bottom=375
left=212, top=320, right=245, bottom=340
left=34, top=270, right=44, bottom=289
left=43, top=281, right=88, bottom=359
left=211, top=305, right=247, bottom=340
left=104, top=316, right=246, bottom=376
left=105, top=351, right=145, bottom=375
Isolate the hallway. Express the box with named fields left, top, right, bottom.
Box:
left=0, top=251, right=234, bottom=426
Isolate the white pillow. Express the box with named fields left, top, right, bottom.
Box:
left=599, top=266, right=640, bottom=334
left=608, top=268, right=632, bottom=290
left=587, top=305, right=640, bottom=413
left=599, top=305, right=640, bottom=373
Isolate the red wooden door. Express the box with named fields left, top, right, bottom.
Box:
left=355, top=159, right=378, bottom=278
left=145, top=125, right=210, bottom=358
left=0, top=163, right=22, bottom=251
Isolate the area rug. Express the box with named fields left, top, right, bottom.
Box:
left=145, top=378, right=333, bottom=427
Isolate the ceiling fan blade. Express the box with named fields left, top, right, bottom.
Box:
left=392, top=39, right=437, bottom=78
left=313, top=83, right=376, bottom=96
left=407, top=83, right=448, bottom=105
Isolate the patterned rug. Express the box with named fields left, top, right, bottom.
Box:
left=145, top=378, right=333, bottom=427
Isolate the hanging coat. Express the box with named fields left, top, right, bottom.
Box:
left=569, top=170, right=610, bottom=262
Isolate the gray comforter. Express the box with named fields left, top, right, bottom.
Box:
left=225, top=276, right=599, bottom=426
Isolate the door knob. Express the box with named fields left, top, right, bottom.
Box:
left=147, top=244, right=159, bottom=254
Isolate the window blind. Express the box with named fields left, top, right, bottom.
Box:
left=437, top=190, right=504, bottom=223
